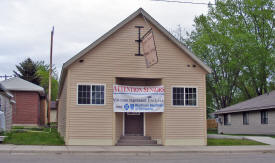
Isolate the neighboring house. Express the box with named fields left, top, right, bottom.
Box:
left=58, top=8, right=211, bottom=146
left=50, top=101, right=57, bottom=123
left=0, top=83, right=15, bottom=131
left=0, top=77, right=47, bottom=126
left=215, top=90, right=275, bottom=135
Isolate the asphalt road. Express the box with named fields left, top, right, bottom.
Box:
left=0, top=152, right=274, bottom=163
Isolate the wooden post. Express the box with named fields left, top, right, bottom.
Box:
left=48, top=26, right=54, bottom=125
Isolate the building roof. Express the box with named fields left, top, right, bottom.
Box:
left=0, top=77, right=44, bottom=95
left=215, top=90, right=275, bottom=114
left=58, top=8, right=211, bottom=97
left=0, top=83, right=13, bottom=98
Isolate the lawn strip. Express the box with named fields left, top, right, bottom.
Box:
left=207, top=138, right=267, bottom=146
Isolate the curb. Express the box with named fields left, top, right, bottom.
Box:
left=1, top=145, right=275, bottom=155
left=1, top=149, right=275, bottom=155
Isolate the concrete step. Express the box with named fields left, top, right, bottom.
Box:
left=120, top=136, right=151, bottom=140
left=118, top=139, right=157, bottom=144
left=124, top=134, right=143, bottom=136
left=116, top=135, right=159, bottom=146
left=116, top=143, right=161, bottom=146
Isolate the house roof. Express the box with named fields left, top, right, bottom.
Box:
left=0, top=77, right=44, bottom=95
left=0, top=83, right=13, bottom=98
left=215, top=90, right=275, bottom=114
left=58, top=8, right=212, bottom=97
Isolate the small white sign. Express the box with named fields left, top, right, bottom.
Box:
left=113, top=85, right=164, bottom=112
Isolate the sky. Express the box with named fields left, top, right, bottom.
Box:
left=0, top=0, right=214, bottom=80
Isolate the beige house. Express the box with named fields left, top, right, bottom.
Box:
left=57, top=8, right=211, bottom=146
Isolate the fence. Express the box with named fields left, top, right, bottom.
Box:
left=207, top=119, right=217, bottom=129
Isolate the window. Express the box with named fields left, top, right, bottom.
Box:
left=185, top=88, right=197, bottom=106
left=224, top=114, right=231, bottom=125
left=243, top=112, right=249, bottom=125
left=78, top=85, right=91, bottom=104
left=261, top=111, right=268, bottom=124
left=172, top=87, right=197, bottom=106
left=172, top=87, right=184, bottom=106
left=91, top=85, right=105, bottom=105
left=78, top=84, right=105, bottom=105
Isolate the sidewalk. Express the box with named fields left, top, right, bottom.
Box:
left=245, top=136, right=275, bottom=145
left=0, top=145, right=275, bottom=155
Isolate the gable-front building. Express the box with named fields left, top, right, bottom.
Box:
left=57, top=8, right=211, bottom=146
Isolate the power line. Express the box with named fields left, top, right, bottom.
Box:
left=0, top=74, right=13, bottom=80
left=151, top=0, right=216, bottom=5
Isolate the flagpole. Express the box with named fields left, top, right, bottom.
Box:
left=48, top=26, right=54, bottom=125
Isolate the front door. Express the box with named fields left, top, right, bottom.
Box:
left=125, top=113, right=144, bottom=135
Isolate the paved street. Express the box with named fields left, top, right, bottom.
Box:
left=0, top=152, right=275, bottom=163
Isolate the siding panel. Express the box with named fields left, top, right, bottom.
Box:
left=218, top=110, right=275, bottom=135
left=0, top=94, right=13, bottom=131
left=58, top=74, right=68, bottom=138
left=12, top=91, right=39, bottom=125
left=146, top=113, right=162, bottom=143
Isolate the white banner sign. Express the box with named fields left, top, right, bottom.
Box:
left=113, top=85, right=164, bottom=112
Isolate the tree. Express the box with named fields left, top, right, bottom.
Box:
left=183, top=0, right=274, bottom=110
left=13, top=58, right=40, bottom=85
left=14, top=58, right=59, bottom=101
left=36, top=62, right=59, bottom=101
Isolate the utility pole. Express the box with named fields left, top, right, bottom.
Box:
left=48, top=26, right=54, bottom=125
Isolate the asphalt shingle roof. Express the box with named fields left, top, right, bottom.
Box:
left=0, top=77, right=44, bottom=95
left=0, top=83, right=13, bottom=98
left=215, top=90, right=275, bottom=114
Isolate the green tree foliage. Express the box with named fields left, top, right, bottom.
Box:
left=36, top=62, right=59, bottom=101
left=183, top=0, right=274, bottom=111
left=13, top=58, right=40, bottom=85
left=13, top=58, right=59, bottom=101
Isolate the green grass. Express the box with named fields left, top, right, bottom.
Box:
left=207, top=128, right=218, bottom=134
left=207, top=138, right=267, bottom=146
left=223, top=134, right=275, bottom=139
left=3, top=127, right=64, bottom=145
left=12, top=126, right=25, bottom=129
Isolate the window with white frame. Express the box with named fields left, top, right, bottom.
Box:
left=172, top=87, right=197, bottom=106
left=77, top=84, right=105, bottom=105
left=185, top=88, right=197, bottom=106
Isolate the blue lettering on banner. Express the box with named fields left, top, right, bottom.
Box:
left=124, top=104, right=129, bottom=110
left=130, top=104, right=135, bottom=110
